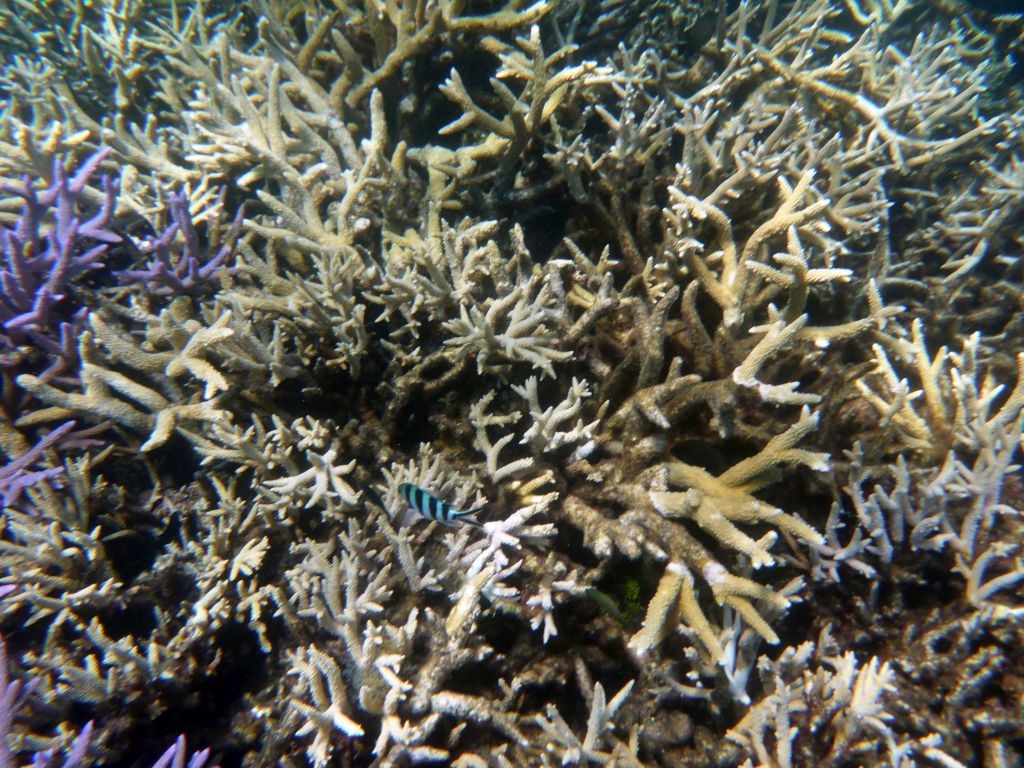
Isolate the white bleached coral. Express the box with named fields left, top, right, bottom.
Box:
left=288, top=645, right=366, bottom=768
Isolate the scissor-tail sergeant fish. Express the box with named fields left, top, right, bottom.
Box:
left=398, top=482, right=483, bottom=527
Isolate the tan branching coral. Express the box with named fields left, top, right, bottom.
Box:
left=0, top=449, right=123, bottom=631
left=16, top=305, right=234, bottom=450
left=727, top=628, right=907, bottom=767
left=439, top=23, right=616, bottom=171
left=651, top=408, right=828, bottom=568
left=858, top=320, right=1024, bottom=459
left=288, top=645, right=366, bottom=768
left=666, top=171, right=831, bottom=327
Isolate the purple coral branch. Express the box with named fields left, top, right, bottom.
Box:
left=1, top=636, right=215, bottom=768
left=0, top=149, right=120, bottom=371
left=0, top=421, right=75, bottom=505
left=150, top=736, right=212, bottom=768
left=29, top=723, right=93, bottom=768
left=1, top=637, right=43, bottom=768
left=0, top=636, right=19, bottom=768
left=117, top=192, right=241, bottom=296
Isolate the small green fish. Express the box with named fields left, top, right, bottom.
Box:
left=585, top=587, right=629, bottom=627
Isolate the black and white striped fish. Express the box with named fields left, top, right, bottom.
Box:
left=398, top=482, right=483, bottom=527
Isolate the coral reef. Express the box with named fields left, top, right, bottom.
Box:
left=1, top=0, right=1022, bottom=766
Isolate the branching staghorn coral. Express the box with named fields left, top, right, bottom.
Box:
left=0, top=148, right=119, bottom=381
left=193, top=414, right=362, bottom=529
left=283, top=515, right=498, bottom=764
left=443, top=269, right=571, bottom=380
left=16, top=304, right=234, bottom=451
left=1, top=632, right=217, bottom=768
left=449, top=237, right=839, bottom=670
left=116, top=190, right=241, bottom=296
left=896, top=607, right=1024, bottom=765
left=1, top=0, right=1023, bottom=766
left=0, top=0, right=171, bottom=118
left=0, top=420, right=73, bottom=505
left=0, top=442, right=123, bottom=632
left=726, top=627, right=916, bottom=768
left=0, top=1, right=233, bottom=220
left=438, top=23, right=616, bottom=176
left=0, top=447, right=245, bottom=763
left=370, top=219, right=573, bottom=381
left=154, top=476, right=278, bottom=650
left=222, top=238, right=369, bottom=377
left=913, top=153, right=1024, bottom=282
left=277, top=442, right=623, bottom=766
left=541, top=173, right=886, bottom=677
left=751, top=6, right=999, bottom=169
left=813, top=329, right=1024, bottom=611
left=857, top=320, right=1024, bottom=460
left=533, top=659, right=636, bottom=765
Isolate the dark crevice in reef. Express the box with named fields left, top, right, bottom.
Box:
left=100, top=622, right=265, bottom=768
left=555, top=520, right=601, bottom=569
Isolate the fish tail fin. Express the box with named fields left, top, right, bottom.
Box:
left=453, top=511, right=483, bottom=527
left=360, top=483, right=389, bottom=514
left=450, top=501, right=487, bottom=527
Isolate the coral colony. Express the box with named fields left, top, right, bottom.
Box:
left=1, top=0, right=1023, bottom=766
